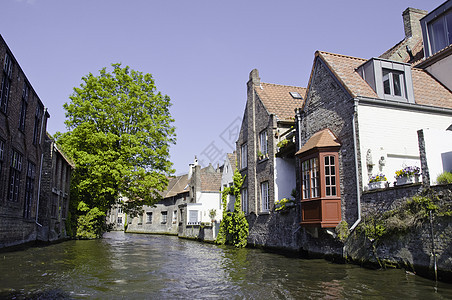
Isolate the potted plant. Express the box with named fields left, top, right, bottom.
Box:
left=275, top=198, right=295, bottom=212
left=395, top=166, right=420, bottom=185
left=368, top=173, right=388, bottom=190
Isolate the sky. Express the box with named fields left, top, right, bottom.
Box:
left=0, top=0, right=445, bottom=175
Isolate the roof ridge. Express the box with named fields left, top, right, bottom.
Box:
left=260, top=82, right=306, bottom=89
left=317, top=51, right=367, bottom=62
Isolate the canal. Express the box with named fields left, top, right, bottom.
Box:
left=1, top=231, right=452, bottom=299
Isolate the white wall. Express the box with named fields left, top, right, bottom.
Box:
left=357, top=104, right=452, bottom=188
left=425, top=55, right=452, bottom=91
left=423, top=128, right=452, bottom=185
left=274, top=157, right=296, bottom=201
left=188, top=191, right=222, bottom=224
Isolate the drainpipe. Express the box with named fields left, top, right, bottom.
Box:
left=350, top=99, right=361, bottom=232
left=35, top=153, right=43, bottom=227
left=35, top=107, right=48, bottom=228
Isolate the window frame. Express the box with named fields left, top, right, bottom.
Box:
left=259, top=130, right=268, bottom=156
left=146, top=212, right=153, bottom=224
left=241, top=188, right=248, bottom=215
left=300, top=151, right=340, bottom=201
left=240, top=143, right=248, bottom=169
left=161, top=211, right=168, bottom=224
left=260, top=181, right=270, bottom=212
left=426, top=8, right=452, bottom=56
left=23, top=161, right=36, bottom=219
left=8, top=150, right=23, bottom=203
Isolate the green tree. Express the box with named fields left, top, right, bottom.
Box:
left=57, top=63, right=175, bottom=238
left=216, top=170, right=249, bottom=247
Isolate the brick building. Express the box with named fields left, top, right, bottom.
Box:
left=236, top=69, right=306, bottom=246
left=0, top=34, right=50, bottom=248
left=37, top=133, right=73, bottom=242
left=294, top=4, right=452, bottom=256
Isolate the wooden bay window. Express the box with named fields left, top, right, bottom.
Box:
left=296, top=129, right=342, bottom=228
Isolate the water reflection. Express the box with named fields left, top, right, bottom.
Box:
left=0, top=231, right=451, bottom=299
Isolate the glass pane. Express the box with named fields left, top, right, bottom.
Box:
left=393, top=73, right=402, bottom=96
left=330, top=156, right=334, bottom=164
left=324, top=156, right=329, bottom=165
left=326, top=177, right=330, bottom=185
left=332, top=186, right=336, bottom=196
left=383, top=69, right=391, bottom=94
left=430, top=17, right=447, bottom=54
left=326, top=187, right=331, bottom=196
left=331, top=176, right=335, bottom=185
left=447, top=11, right=452, bottom=46
left=325, top=166, right=330, bottom=175
left=331, top=166, right=335, bottom=175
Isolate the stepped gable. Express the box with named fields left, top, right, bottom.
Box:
left=255, top=83, right=306, bottom=122
left=316, top=51, right=452, bottom=109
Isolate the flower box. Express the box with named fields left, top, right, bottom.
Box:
left=368, top=180, right=387, bottom=190
left=396, top=175, right=419, bottom=186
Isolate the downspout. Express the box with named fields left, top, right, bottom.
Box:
left=35, top=107, right=47, bottom=228
left=350, top=99, right=361, bottom=231
left=35, top=153, right=43, bottom=227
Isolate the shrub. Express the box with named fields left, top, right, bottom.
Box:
left=437, top=171, right=452, bottom=184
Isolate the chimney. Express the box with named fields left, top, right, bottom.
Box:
left=402, top=7, right=428, bottom=39
left=188, top=156, right=198, bottom=179
left=248, top=69, right=260, bottom=87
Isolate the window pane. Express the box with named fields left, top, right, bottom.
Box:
left=430, top=17, right=447, bottom=54
left=393, top=73, right=402, bottom=96
left=447, top=12, right=452, bottom=47
left=383, top=70, right=391, bottom=94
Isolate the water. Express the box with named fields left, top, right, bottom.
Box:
left=1, top=232, right=452, bottom=299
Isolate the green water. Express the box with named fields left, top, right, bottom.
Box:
left=1, top=231, right=451, bottom=299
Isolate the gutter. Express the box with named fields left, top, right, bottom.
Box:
left=350, top=99, right=361, bottom=231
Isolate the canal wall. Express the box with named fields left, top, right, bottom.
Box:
left=243, top=183, right=452, bottom=282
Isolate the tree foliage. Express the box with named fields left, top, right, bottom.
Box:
left=57, top=63, right=175, bottom=237
left=216, top=170, right=249, bottom=248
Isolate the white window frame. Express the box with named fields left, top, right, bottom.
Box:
left=172, top=210, right=177, bottom=224
left=259, top=130, right=268, bottom=155
left=261, top=181, right=269, bottom=212
left=241, top=143, right=247, bottom=168
left=382, top=68, right=405, bottom=98
left=241, top=188, right=248, bottom=215
left=146, top=212, right=152, bottom=223
left=161, top=211, right=168, bottom=224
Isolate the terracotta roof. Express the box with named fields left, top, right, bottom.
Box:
left=295, top=129, right=341, bottom=156
left=379, top=38, right=424, bottom=65
left=255, top=83, right=306, bottom=122
left=316, top=51, right=452, bottom=109
left=200, top=168, right=222, bottom=192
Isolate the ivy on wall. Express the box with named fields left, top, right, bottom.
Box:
left=216, top=170, right=249, bottom=248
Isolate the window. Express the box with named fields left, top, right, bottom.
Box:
left=24, top=161, right=35, bottom=219
left=188, top=210, right=198, bottom=225
left=33, top=105, right=43, bottom=145
left=241, top=188, right=248, bottom=214
left=146, top=212, right=152, bottom=223
left=117, top=206, right=123, bottom=214
left=241, top=143, right=247, bottom=168
left=427, top=9, right=452, bottom=55
left=1, top=53, right=12, bottom=114
left=0, top=139, right=4, bottom=178
left=324, top=156, right=337, bottom=196
left=161, top=211, right=168, bottom=224
left=259, top=130, right=268, bottom=155
left=8, top=150, right=23, bottom=202
left=383, top=69, right=405, bottom=98
left=117, top=216, right=123, bottom=224
left=138, top=214, right=143, bottom=225
left=19, top=83, right=29, bottom=132
left=261, top=181, right=269, bottom=212
left=302, top=158, right=319, bottom=199
left=172, top=210, right=177, bottom=224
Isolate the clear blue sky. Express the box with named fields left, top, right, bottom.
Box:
left=1, top=0, right=444, bottom=175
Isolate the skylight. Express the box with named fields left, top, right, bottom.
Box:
left=290, top=92, right=302, bottom=99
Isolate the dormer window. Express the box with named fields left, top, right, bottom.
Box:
left=357, top=58, right=414, bottom=103
left=382, top=69, right=405, bottom=97
left=421, top=1, right=452, bottom=57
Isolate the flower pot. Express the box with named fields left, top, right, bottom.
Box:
left=368, top=181, right=387, bottom=190
left=396, top=175, right=419, bottom=186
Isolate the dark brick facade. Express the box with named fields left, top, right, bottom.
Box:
left=37, top=133, right=72, bottom=242
left=0, top=35, right=50, bottom=248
